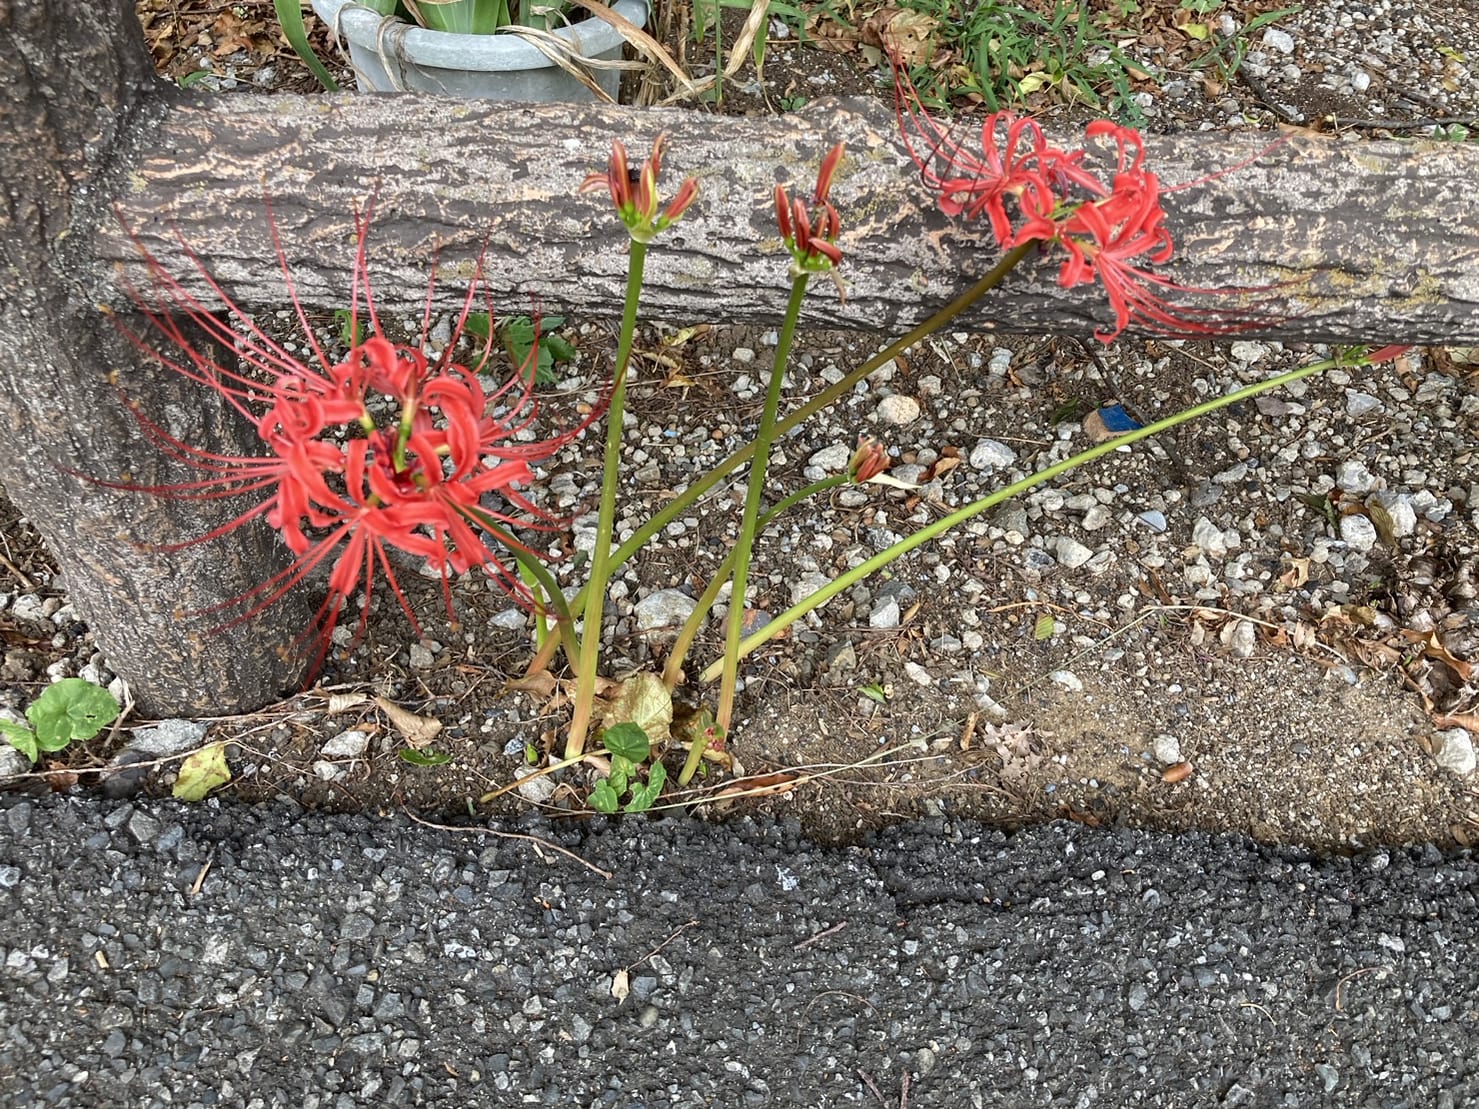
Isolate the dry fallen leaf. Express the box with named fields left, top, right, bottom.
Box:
left=373, top=696, right=443, bottom=749
left=327, top=692, right=371, bottom=714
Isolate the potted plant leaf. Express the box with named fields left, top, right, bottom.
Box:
left=280, top=0, right=649, bottom=101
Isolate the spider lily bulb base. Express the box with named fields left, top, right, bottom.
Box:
left=109, top=201, right=593, bottom=676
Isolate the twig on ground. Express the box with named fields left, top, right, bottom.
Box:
left=401, top=806, right=613, bottom=880
left=625, top=919, right=700, bottom=971
left=793, top=921, right=847, bottom=950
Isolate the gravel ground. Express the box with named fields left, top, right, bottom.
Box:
left=3, top=1, right=1476, bottom=843
left=2, top=796, right=1478, bottom=1107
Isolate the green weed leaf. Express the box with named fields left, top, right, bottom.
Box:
left=625, top=761, right=667, bottom=812
left=589, top=778, right=620, bottom=813
left=399, top=748, right=453, bottom=767
left=1, top=722, right=39, bottom=763
left=27, top=679, right=120, bottom=753
left=602, top=722, right=651, bottom=763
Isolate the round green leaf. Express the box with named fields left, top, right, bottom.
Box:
left=601, top=722, right=650, bottom=763
left=27, top=679, right=120, bottom=752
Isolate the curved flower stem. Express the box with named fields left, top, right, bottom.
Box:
left=663, top=473, right=849, bottom=689
left=716, top=272, right=811, bottom=733
left=565, top=240, right=649, bottom=758
left=526, top=243, right=1034, bottom=680
left=457, top=505, right=580, bottom=664
left=509, top=551, right=579, bottom=665
left=697, top=350, right=1370, bottom=683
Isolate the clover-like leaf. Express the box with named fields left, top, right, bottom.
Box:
left=625, top=761, right=667, bottom=813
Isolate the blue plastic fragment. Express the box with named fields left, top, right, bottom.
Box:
left=1084, top=404, right=1143, bottom=444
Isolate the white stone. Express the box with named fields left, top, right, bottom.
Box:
left=1433, top=728, right=1475, bottom=777
left=1336, top=459, right=1380, bottom=495
left=1192, top=516, right=1228, bottom=558
left=1262, top=27, right=1295, bottom=54
left=1344, top=391, right=1383, bottom=417
left=1220, top=617, right=1257, bottom=659
left=322, top=729, right=371, bottom=759
left=1152, top=734, right=1182, bottom=765
left=1339, top=514, right=1378, bottom=553
left=408, top=644, right=437, bottom=669
left=634, top=589, right=698, bottom=632
left=1230, top=340, right=1270, bottom=363
left=877, top=395, right=922, bottom=426
left=1081, top=505, right=1113, bottom=531
left=1053, top=537, right=1095, bottom=569
left=903, top=662, right=933, bottom=687
left=868, top=599, right=901, bottom=629
left=128, top=719, right=209, bottom=756
left=1049, top=670, right=1083, bottom=692
left=791, top=571, right=832, bottom=606
left=969, top=439, right=1017, bottom=471
left=808, top=444, right=851, bottom=471
left=514, top=765, right=558, bottom=803
left=491, top=609, right=528, bottom=631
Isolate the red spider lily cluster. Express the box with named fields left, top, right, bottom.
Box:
left=775, top=143, right=846, bottom=272
left=109, top=202, right=593, bottom=673
left=582, top=133, right=699, bottom=244
left=895, top=65, right=1259, bottom=341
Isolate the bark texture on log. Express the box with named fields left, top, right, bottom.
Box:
left=0, top=1, right=312, bottom=716
left=97, top=96, right=1479, bottom=344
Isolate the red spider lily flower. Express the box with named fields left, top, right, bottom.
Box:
left=582, top=133, right=700, bottom=244
left=892, top=57, right=1273, bottom=342
left=105, top=199, right=598, bottom=676
left=847, top=434, right=890, bottom=483
left=775, top=142, right=846, bottom=273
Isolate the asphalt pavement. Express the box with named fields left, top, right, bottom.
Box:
left=1, top=794, right=1476, bottom=1107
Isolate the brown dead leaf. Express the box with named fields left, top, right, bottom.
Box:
left=860, top=7, right=939, bottom=65
left=210, top=11, right=269, bottom=57
left=1400, top=629, right=1475, bottom=682
left=373, top=696, right=443, bottom=749
left=327, top=692, right=372, bottom=714
left=1278, top=557, right=1311, bottom=589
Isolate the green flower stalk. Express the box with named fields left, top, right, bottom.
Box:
left=697, top=346, right=1412, bottom=681
left=565, top=136, right=699, bottom=758
left=715, top=143, right=845, bottom=736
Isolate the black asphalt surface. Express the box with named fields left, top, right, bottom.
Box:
left=1, top=794, right=1476, bottom=1107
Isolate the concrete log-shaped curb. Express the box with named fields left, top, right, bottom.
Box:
left=100, top=96, right=1479, bottom=344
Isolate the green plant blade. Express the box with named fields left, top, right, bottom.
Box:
left=274, top=0, right=341, bottom=91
